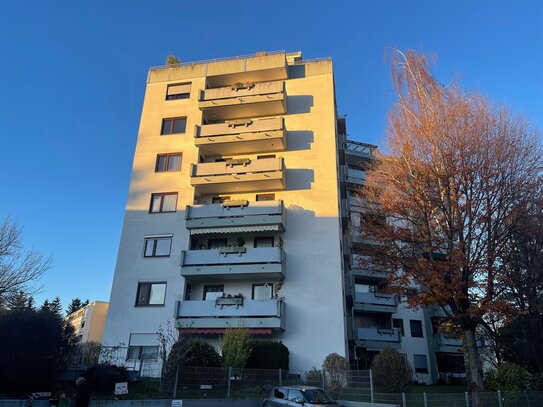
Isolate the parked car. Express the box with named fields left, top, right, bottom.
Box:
left=263, top=385, right=341, bottom=406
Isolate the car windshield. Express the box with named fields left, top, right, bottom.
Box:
left=302, top=389, right=335, bottom=404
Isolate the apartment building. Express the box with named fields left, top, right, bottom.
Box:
left=66, top=301, right=109, bottom=343
left=102, top=49, right=465, bottom=381
left=340, top=138, right=465, bottom=384
left=102, top=51, right=349, bottom=374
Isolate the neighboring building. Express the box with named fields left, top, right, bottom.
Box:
left=66, top=301, right=109, bottom=343
left=102, top=50, right=465, bottom=381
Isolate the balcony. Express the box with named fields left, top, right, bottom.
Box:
left=345, top=140, right=377, bottom=165
left=356, top=327, right=401, bottom=350
left=180, top=247, right=285, bottom=280
left=351, top=254, right=389, bottom=281
left=199, top=81, right=286, bottom=121
left=434, top=333, right=464, bottom=352
left=353, top=292, right=398, bottom=314
left=185, top=200, right=285, bottom=232
left=190, top=157, right=285, bottom=194
left=175, top=299, right=285, bottom=331
left=195, top=118, right=286, bottom=156
left=345, top=166, right=366, bottom=186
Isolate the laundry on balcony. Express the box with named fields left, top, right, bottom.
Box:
left=219, top=246, right=247, bottom=256
left=225, top=158, right=251, bottom=167
left=215, top=294, right=244, bottom=309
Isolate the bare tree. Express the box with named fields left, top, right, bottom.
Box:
left=357, top=49, right=543, bottom=390
left=0, top=217, right=51, bottom=307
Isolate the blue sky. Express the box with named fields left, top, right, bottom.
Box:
left=0, top=0, right=541, bottom=310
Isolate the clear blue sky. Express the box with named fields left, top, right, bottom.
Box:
left=1, top=0, right=541, bottom=310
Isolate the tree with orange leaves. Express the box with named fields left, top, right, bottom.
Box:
left=357, top=49, right=543, bottom=390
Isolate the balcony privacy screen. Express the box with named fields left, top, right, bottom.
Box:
left=190, top=225, right=280, bottom=235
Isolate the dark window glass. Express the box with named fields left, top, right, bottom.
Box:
left=393, top=318, right=405, bottom=336
left=208, top=239, right=227, bottom=249
left=257, top=154, right=276, bottom=159
left=150, top=193, right=177, bottom=213
left=144, top=238, right=172, bottom=257
left=410, top=320, right=424, bottom=338
left=161, top=117, right=186, bottom=135
left=254, top=237, right=274, bottom=248
left=288, top=389, right=304, bottom=403
left=156, top=153, right=182, bottom=172
left=414, top=354, right=429, bottom=373
left=136, top=282, right=166, bottom=306
left=256, top=193, right=275, bottom=201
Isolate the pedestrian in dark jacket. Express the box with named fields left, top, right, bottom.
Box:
left=74, top=377, right=90, bottom=407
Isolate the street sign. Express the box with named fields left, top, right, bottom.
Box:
left=171, top=400, right=183, bottom=407
left=114, top=382, right=128, bottom=395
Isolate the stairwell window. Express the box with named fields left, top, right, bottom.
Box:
left=410, top=320, right=424, bottom=338
left=156, top=153, right=182, bottom=172
left=135, top=282, right=166, bottom=306
left=161, top=117, right=187, bottom=135
left=166, top=83, right=191, bottom=100
left=150, top=193, right=177, bottom=213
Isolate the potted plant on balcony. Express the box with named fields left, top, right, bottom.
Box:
left=215, top=293, right=244, bottom=308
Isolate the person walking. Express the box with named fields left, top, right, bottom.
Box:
left=74, top=377, right=90, bottom=407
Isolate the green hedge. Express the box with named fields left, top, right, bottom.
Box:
left=245, top=340, right=289, bottom=370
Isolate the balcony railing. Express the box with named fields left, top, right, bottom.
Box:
left=190, top=157, right=285, bottom=193
left=437, top=333, right=464, bottom=347
left=356, top=327, right=401, bottom=349
left=353, top=291, right=398, bottom=314
left=180, top=247, right=285, bottom=280
left=345, top=141, right=377, bottom=159
left=175, top=299, right=285, bottom=330
left=185, top=200, right=285, bottom=231
left=351, top=254, right=389, bottom=280
left=198, top=81, right=287, bottom=120
left=195, top=118, right=286, bottom=156
left=345, top=166, right=366, bottom=185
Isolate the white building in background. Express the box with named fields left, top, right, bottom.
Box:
left=102, top=50, right=464, bottom=382
left=66, top=301, right=109, bottom=343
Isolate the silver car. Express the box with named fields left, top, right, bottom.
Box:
left=263, top=385, right=341, bottom=406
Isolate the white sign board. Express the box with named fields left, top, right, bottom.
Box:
left=171, top=400, right=183, bottom=407
left=114, top=382, right=128, bottom=395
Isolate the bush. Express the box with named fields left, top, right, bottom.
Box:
left=485, top=362, right=533, bottom=391
left=221, top=328, right=252, bottom=369
left=84, top=364, right=130, bottom=394
left=304, top=367, right=323, bottom=386
left=322, top=353, right=348, bottom=398
left=371, top=348, right=412, bottom=393
left=245, top=341, right=289, bottom=370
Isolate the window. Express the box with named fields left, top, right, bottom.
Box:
left=156, top=153, right=182, bottom=172
left=184, top=283, right=191, bottom=301
left=393, top=318, right=404, bottom=336
left=212, top=196, right=230, bottom=204
left=150, top=193, right=177, bottom=213
left=144, top=237, right=172, bottom=257
left=204, top=285, right=224, bottom=301
left=136, top=282, right=166, bottom=306
left=410, top=320, right=424, bottom=338
left=287, top=389, right=304, bottom=403
left=257, top=154, right=276, bottom=159
left=166, top=83, right=191, bottom=100
left=252, top=284, right=272, bottom=300
left=413, top=354, right=429, bottom=373
left=256, top=193, right=275, bottom=201
left=161, top=117, right=187, bottom=135
left=254, top=237, right=274, bottom=248
left=208, top=238, right=227, bottom=249
left=127, top=346, right=159, bottom=360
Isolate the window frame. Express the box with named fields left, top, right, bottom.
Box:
left=203, top=285, right=224, bottom=301
left=409, top=319, right=424, bottom=338
left=165, top=83, right=191, bottom=100
left=135, top=282, right=167, bottom=307
left=413, top=354, right=429, bottom=373
left=155, top=153, right=182, bottom=172
left=254, top=236, right=275, bottom=248
left=143, top=236, right=172, bottom=258
left=160, top=117, right=187, bottom=135
left=149, top=192, right=178, bottom=213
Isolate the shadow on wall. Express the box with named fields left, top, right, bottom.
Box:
left=286, top=131, right=313, bottom=152
left=286, top=95, right=313, bottom=115
left=286, top=169, right=314, bottom=191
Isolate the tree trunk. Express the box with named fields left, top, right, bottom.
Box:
left=464, top=327, right=484, bottom=391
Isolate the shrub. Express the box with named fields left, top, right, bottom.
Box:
left=371, top=348, right=412, bottom=393
left=245, top=341, right=289, bottom=370
left=322, top=353, right=348, bottom=398
left=84, top=364, right=130, bottom=394
left=221, top=328, right=252, bottom=369
left=304, top=367, right=323, bottom=386
left=165, top=54, right=180, bottom=65
left=485, top=363, right=533, bottom=391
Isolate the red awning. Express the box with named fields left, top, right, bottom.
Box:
left=180, top=328, right=272, bottom=335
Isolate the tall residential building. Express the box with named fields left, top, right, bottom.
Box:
left=103, top=50, right=465, bottom=382
left=102, top=51, right=349, bottom=374
left=66, top=301, right=109, bottom=343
